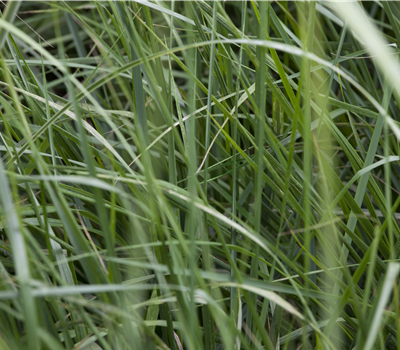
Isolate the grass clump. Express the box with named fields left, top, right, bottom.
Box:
left=1, top=1, right=400, bottom=349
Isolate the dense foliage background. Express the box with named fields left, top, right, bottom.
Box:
left=1, top=1, right=400, bottom=349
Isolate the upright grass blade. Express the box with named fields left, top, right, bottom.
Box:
left=247, top=1, right=268, bottom=343
left=0, top=0, right=21, bottom=49
left=230, top=0, right=247, bottom=328
left=0, top=156, right=39, bottom=350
